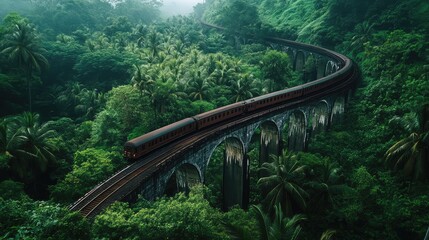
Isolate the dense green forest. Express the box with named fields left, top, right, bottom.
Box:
left=0, top=0, right=428, bottom=239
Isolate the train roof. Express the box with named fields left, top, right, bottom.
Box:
left=193, top=101, right=246, bottom=120
left=250, top=85, right=304, bottom=102
left=124, top=117, right=195, bottom=148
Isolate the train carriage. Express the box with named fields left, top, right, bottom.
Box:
left=251, top=85, right=303, bottom=111
left=193, top=101, right=247, bottom=130
left=124, top=118, right=197, bottom=160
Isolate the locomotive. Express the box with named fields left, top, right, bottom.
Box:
left=124, top=39, right=357, bottom=161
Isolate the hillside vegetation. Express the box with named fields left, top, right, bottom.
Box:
left=0, top=0, right=428, bottom=239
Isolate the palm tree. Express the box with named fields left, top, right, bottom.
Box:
left=385, top=104, right=429, bottom=180
left=131, top=64, right=154, bottom=96
left=55, top=82, right=82, bottom=115
left=147, top=30, right=162, bottom=58
left=76, top=88, right=105, bottom=121
left=146, top=79, right=180, bottom=117
left=11, top=112, right=57, bottom=177
left=1, top=113, right=57, bottom=181
left=304, top=158, right=348, bottom=212
left=186, top=72, right=210, bottom=101
left=209, top=60, right=236, bottom=85
left=0, top=118, right=21, bottom=159
left=230, top=73, right=260, bottom=102
left=1, top=21, right=49, bottom=112
left=258, top=150, right=309, bottom=216
left=349, top=21, right=374, bottom=55
left=132, top=24, right=148, bottom=48
left=223, top=204, right=305, bottom=240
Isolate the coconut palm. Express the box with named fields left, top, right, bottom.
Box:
left=55, top=82, right=83, bottom=114
left=304, top=158, right=348, bottom=212
left=146, top=79, right=181, bottom=117
left=76, top=88, right=105, bottom=121
left=252, top=204, right=305, bottom=240
left=132, top=24, right=148, bottom=48
left=223, top=204, right=305, bottom=240
left=349, top=21, right=375, bottom=55
left=385, top=104, right=429, bottom=180
left=0, top=118, right=21, bottom=158
left=230, top=73, right=260, bottom=102
left=1, top=113, right=57, bottom=181
left=210, top=60, right=236, bottom=85
left=147, top=30, right=162, bottom=58
left=186, top=72, right=210, bottom=101
left=12, top=112, right=57, bottom=176
left=1, top=21, right=49, bottom=112
left=258, top=150, right=309, bottom=216
left=131, top=64, right=154, bottom=96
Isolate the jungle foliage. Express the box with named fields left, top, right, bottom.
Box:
left=0, top=0, right=428, bottom=239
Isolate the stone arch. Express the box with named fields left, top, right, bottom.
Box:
left=325, top=60, right=338, bottom=75
left=285, top=110, right=307, bottom=152
left=331, top=96, right=345, bottom=126
left=310, top=101, right=330, bottom=135
left=294, top=50, right=306, bottom=71
left=303, top=54, right=317, bottom=82
left=205, top=137, right=246, bottom=210
left=317, top=58, right=327, bottom=78
left=286, top=48, right=295, bottom=63
left=165, top=163, right=202, bottom=197
left=206, top=136, right=246, bottom=169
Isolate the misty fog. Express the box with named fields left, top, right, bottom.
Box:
left=160, top=0, right=204, bottom=17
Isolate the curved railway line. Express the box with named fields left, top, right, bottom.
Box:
left=70, top=23, right=359, bottom=218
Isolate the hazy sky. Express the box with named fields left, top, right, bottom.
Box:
left=160, top=0, right=204, bottom=17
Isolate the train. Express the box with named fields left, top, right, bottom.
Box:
left=124, top=49, right=356, bottom=160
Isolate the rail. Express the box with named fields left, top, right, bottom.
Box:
left=69, top=22, right=358, bottom=217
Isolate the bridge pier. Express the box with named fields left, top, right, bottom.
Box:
left=330, top=96, right=346, bottom=126
left=317, top=58, right=327, bottom=78
left=294, top=50, right=306, bottom=71
left=130, top=95, right=349, bottom=206
left=223, top=138, right=245, bottom=210
left=71, top=24, right=359, bottom=218
left=165, top=164, right=201, bottom=197
left=287, top=111, right=307, bottom=152
left=260, top=121, right=280, bottom=164
left=311, top=101, right=330, bottom=135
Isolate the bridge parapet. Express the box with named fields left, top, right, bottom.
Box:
left=71, top=22, right=359, bottom=217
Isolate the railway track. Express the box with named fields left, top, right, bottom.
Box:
left=70, top=26, right=359, bottom=218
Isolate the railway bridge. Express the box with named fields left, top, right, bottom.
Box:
left=133, top=92, right=350, bottom=210
left=70, top=24, right=359, bottom=218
